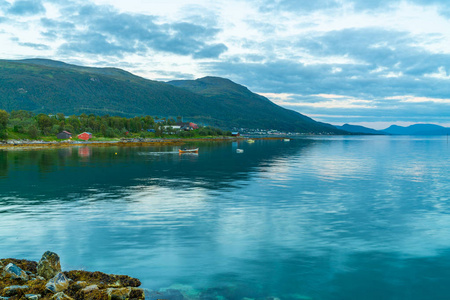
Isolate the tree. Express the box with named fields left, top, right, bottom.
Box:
left=36, top=114, right=53, bottom=135
left=56, top=113, right=65, bottom=121
left=28, top=125, right=39, bottom=139
left=0, top=110, right=8, bottom=139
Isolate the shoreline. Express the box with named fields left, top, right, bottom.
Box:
left=0, top=137, right=242, bottom=150
left=0, top=136, right=286, bottom=150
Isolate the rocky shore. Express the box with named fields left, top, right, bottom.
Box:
left=0, top=137, right=246, bottom=149
left=0, top=252, right=144, bottom=300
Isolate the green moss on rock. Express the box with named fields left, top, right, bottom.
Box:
left=1, top=253, right=144, bottom=300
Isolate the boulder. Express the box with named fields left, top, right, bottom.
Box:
left=2, top=263, right=29, bottom=281
left=81, top=285, right=99, bottom=293
left=51, top=292, right=73, bottom=300
left=3, top=285, right=29, bottom=297
left=37, top=251, right=61, bottom=280
left=0, top=296, right=9, bottom=300
left=25, top=294, right=41, bottom=300
left=46, top=272, right=70, bottom=293
left=75, top=281, right=87, bottom=288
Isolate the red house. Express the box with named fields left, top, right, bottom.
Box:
left=189, top=122, right=198, bottom=129
left=77, top=132, right=93, bottom=141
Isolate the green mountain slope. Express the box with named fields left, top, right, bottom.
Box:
left=168, top=76, right=342, bottom=133
left=0, top=59, right=344, bottom=133
left=0, top=59, right=220, bottom=117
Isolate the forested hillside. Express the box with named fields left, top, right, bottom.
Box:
left=0, top=59, right=344, bottom=134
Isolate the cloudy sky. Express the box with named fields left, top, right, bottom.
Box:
left=1, top=0, right=450, bottom=129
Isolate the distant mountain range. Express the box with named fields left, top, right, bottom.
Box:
left=334, top=124, right=384, bottom=135
left=382, top=124, right=450, bottom=135
left=0, top=58, right=344, bottom=134
left=335, top=123, right=450, bottom=135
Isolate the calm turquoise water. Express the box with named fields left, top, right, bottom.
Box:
left=1, top=136, right=450, bottom=299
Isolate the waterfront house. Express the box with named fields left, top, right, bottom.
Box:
left=56, top=131, right=72, bottom=139
left=77, top=132, right=92, bottom=141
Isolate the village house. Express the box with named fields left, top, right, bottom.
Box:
left=177, top=122, right=199, bottom=131
left=56, top=131, right=72, bottom=139
left=77, top=132, right=93, bottom=141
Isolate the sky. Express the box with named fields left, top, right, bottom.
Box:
left=1, top=0, right=450, bottom=129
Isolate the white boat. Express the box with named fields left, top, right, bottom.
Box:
left=283, top=139, right=290, bottom=142
left=247, top=139, right=255, bottom=143
left=236, top=149, right=244, bottom=153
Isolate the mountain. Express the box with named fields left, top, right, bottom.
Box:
left=168, top=76, right=342, bottom=133
left=0, top=58, right=218, bottom=117
left=334, top=124, right=385, bottom=135
left=382, top=124, right=450, bottom=135
left=0, top=58, right=345, bottom=134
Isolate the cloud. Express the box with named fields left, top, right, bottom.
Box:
left=258, top=0, right=341, bottom=13
left=0, top=0, right=10, bottom=11
left=257, top=0, right=450, bottom=16
left=58, top=32, right=132, bottom=56
left=204, top=26, right=450, bottom=102
left=40, top=18, right=75, bottom=30
left=424, top=66, right=450, bottom=80
left=7, top=0, right=45, bottom=16
left=193, top=43, right=228, bottom=59
left=36, top=3, right=227, bottom=59
left=18, top=42, right=50, bottom=50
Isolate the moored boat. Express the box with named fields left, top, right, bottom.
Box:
left=236, top=149, right=244, bottom=153
left=179, top=148, right=199, bottom=153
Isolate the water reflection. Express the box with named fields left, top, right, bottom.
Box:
left=1, top=137, right=450, bottom=299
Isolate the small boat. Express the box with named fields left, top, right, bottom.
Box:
left=236, top=149, right=244, bottom=153
left=247, top=139, right=255, bottom=143
left=179, top=148, right=199, bottom=153
left=283, top=139, right=290, bottom=142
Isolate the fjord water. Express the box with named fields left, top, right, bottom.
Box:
left=1, top=136, right=450, bottom=299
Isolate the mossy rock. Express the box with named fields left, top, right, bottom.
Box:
left=63, top=271, right=141, bottom=288
left=1, top=259, right=38, bottom=274
left=37, top=252, right=61, bottom=280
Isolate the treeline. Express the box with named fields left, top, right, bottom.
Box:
left=0, top=109, right=231, bottom=140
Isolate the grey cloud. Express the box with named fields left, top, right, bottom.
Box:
left=258, top=0, right=340, bottom=13
left=193, top=43, right=228, bottom=59
left=0, top=0, right=10, bottom=11
left=40, top=18, right=75, bottom=30
left=171, top=22, right=220, bottom=39
left=58, top=32, right=133, bottom=56
left=296, top=28, right=450, bottom=78
left=41, top=30, right=58, bottom=39
left=7, top=0, right=45, bottom=16
left=256, top=0, right=450, bottom=16
left=19, top=42, right=50, bottom=50
left=205, top=47, right=450, bottom=99
left=43, top=3, right=227, bottom=58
